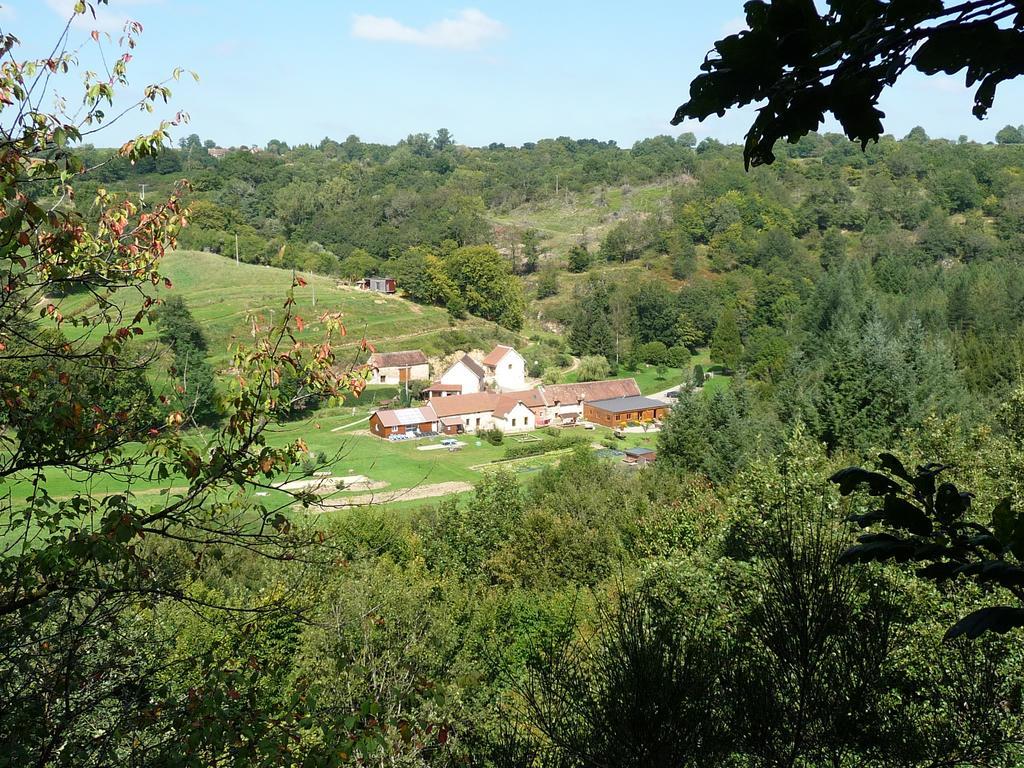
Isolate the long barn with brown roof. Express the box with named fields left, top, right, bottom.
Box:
left=367, top=350, right=430, bottom=385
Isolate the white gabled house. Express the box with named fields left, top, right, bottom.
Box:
left=490, top=398, right=535, bottom=433
left=439, top=353, right=486, bottom=394
left=482, top=345, right=526, bottom=391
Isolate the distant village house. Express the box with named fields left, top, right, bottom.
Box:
left=481, top=344, right=526, bottom=391
left=367, top=350, right=430, bottom=385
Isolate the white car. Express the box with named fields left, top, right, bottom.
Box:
left=440, top=438, right=459, bottom=447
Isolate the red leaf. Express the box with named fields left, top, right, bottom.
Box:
left=295, top=316, right=305, bottom=332
left=296, top=276, right=307, bottom=287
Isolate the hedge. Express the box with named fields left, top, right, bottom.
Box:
left=501, top=432, right=590, bottom=460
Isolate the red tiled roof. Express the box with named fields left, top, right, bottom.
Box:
left=428, top=392, right=500, bottom=418
left=495, top=387, right=552, bottom=417
left=542, top=378, right=641, bottom=404
left=368, top=350, right=428, bottom=368
left=424, top=382, right=463, bottom=393
left=482, top=344, right=514, bottom=367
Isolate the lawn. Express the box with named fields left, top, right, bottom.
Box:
left=56, top=250, right=458, bottom=368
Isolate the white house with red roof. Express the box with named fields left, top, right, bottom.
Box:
left=437, top=353, right=486, bottom=394
left=482, top=344, right=526, bottom=392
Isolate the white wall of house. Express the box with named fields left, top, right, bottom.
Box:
left=492, top=402, right=535, bottom=433
left=370, top=363, right=430, bottom=385
left=546, top=401, right=584, bottom=422
left=440, top=361, right=483, bottom=394
left=455, top=410, right=494, bottom=433
left=490, top=349, right=526, bottom=392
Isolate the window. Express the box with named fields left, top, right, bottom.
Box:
left=508, top=363, right=513, bottom=370
left=511, top=418, right=516, bottom=427
left=476, top=417, right=481, bottom=426
left=380, top=375, right=387, bottom=383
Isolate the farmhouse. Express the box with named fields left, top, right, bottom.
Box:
left=369, top=405, right=439, bottom=438
left=368, top=375, right=661, bottom=439
left=428, top=391, right=500, bottom=433
left=541, top=378, right=642, bottom=424
left=583, top=395, right=668, bottom=427
left=439, top=354, right=486, bottom=394
left=491, top=394, right=539, bottom=433
left=482, top=344, right=526, bottom=391
left=367, top=350, right=430, bottom=385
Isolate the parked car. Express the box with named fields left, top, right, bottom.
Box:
left=441, top=438, right=458, bottom=447
left=665, top=390, right=680, bottom=398
left=582, top=422, right=596, bottom=430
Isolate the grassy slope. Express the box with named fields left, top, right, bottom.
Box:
left=492, top=181, right=676, bottom=256
left=60, top=250, right=460, bottom=368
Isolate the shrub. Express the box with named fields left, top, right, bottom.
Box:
left=480, top=427, right=504, bottom=446
left=502, top=433, right=589, bottom=460
left=693, top=364, right=705, bottom=388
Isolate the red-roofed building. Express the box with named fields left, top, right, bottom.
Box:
left=367, top=350, right=430, bottom=385
left=482, top=344, right=526, bottom=391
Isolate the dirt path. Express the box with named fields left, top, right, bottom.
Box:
left=330, top=415, right=369, bottom=432
left=311, top=481, right=473, bottom=510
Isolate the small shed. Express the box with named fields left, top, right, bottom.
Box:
left=624, top=447, right=657, bottom=465
left=367, top=276, right=396, bottom=294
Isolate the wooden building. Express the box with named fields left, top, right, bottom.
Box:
left=369, top=405, right=439, bottom=438
left=582, top=396, right=668, bottom=427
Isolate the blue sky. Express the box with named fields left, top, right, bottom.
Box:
left=6, top=1, right=1024, bottom=148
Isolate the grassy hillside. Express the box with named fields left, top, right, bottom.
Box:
left=61, top=250, right=466, bottom=367
left=491, top=179, right=679, bottom=255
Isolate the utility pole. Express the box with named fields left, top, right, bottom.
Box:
left=234, top=233, right=239, bottom=265
left=138, top=183, right=146, bottom=204
left=311, top=275, right=316, bottom=307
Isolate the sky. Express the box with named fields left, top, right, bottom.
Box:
left=5, top=1, right=1024, bottom=149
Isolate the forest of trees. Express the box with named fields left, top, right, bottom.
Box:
left=9, top=1, right=1024, bottom=765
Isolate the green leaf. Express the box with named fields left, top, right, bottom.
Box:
left=944, top=606, right=1024, bottom=641
left=829, top=466, right=902, bottom=496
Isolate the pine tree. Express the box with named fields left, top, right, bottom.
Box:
left=675, top=311, right=704, bottom=352
left=711, top=305, right=743, bottom=372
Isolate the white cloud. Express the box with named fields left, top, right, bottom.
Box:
left=351, top=8, right=505, bottom=51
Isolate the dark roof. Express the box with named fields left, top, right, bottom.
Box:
left=625, top=447, right=656, bottom=457
left=368, top=350, right=428, bottom=368
left=542, top=378, right=641, bottom=404
left=455, top=353, right=486, bottom=379
left=587, top=395, right=668, bottom=414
